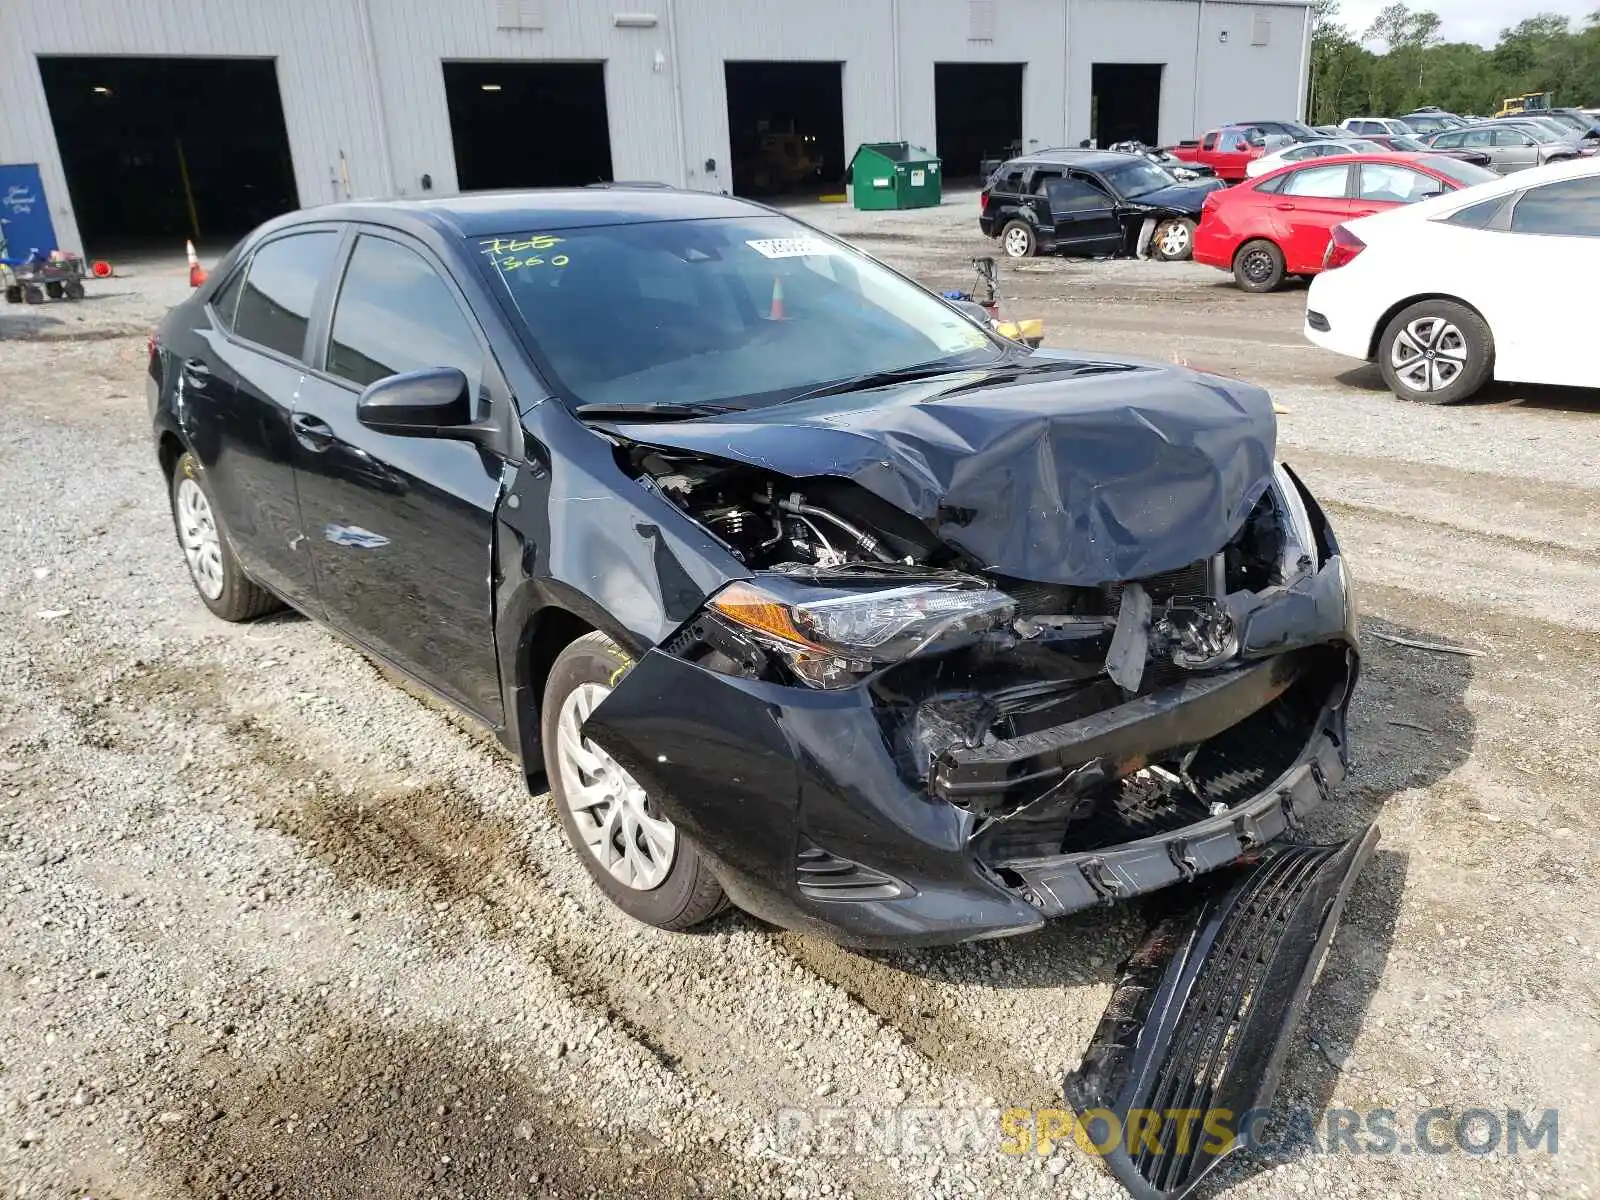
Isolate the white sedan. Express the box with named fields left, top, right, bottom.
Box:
left=1304, top=157, right=1599, bottom=404
left=1246, top=138, right=1389, bottom=177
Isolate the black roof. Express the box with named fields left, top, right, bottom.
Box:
left=277, top=186, right=763, bottom=238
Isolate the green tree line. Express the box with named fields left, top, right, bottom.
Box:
left=1308, top=1, right=1600, bottom=123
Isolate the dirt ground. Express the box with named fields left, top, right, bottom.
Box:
left=1, top=194, right=1596, bottom=1200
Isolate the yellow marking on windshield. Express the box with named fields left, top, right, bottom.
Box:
left=480, top=235, right=570, bottom=272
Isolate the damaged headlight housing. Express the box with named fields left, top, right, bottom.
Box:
left=708, top=573, right=1016, bottom=688
left=1270, top=462, right=1320, bottom=585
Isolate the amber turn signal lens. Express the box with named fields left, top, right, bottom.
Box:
left=709, top=582, right=826, bottom=650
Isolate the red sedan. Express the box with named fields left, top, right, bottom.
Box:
left=1192, top=152, right=1497, bottom=292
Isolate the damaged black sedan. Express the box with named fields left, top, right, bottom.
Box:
left=149, top=188, right=1358, bottom=957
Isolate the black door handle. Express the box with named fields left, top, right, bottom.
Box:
left=291, top=413, right=335, bottom=452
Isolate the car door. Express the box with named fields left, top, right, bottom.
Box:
left=1213, top=129, right=1258, bottom=179
left=1040, top=173, right=1125, bottom=256
left=1269, top=163, right=1358, bottom=272
left=1492, top=128, right=1540, bottom=172
left=1489, top=174, right=1600, bottom=386
left=291, top=228, right=508, bottom=720
left=178, top=228, right=342, bottom=610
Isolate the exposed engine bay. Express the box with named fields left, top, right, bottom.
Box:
left=626, top=441, right=1350, bottom=863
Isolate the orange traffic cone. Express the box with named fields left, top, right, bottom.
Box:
left=186, top=240, right=207, bottom=288
left=769, top=275, right=786, bottom=321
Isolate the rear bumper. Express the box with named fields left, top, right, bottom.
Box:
left=586, top=553, right=1359, bottom=949
left=1303, top=270, right=1383, bottom=360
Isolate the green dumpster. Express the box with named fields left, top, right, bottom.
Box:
left=849, top=142, right=942, bottom=210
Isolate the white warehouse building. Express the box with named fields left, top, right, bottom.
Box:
left=0, top=0, right=1313, bottom=256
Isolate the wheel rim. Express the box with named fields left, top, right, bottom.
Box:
left=1159, top=223, right=1191, bottom=257
left=1240, top=248, right=1275, bottom=284
left=1003, top=227, right=1030, bottom=257
left=556, top=682, right=677, bottom=891
left=1391, top=316, right=1467, bottom=393
left=175, top=477, right=225, bottom=600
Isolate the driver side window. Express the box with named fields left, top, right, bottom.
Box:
left=326, top=234, right=484, bottom=397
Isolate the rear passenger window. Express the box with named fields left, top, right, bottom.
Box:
left=1254, top=174, right=1287, bottom=194
left=326, top=235, right=484, bottom=394
left=209, top=267, right=246, bottom=332
left=232, top=232, right=338, bottom=360
left=1508, top=176, right=1600, bottom=236
left=1045, top=176, right=1112, bottom=208
left=995, top=168, right=1025, bottom=193
left=1281, top=164, right=1350, bottom=198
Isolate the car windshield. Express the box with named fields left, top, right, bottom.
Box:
left=480, top=216, right=1002, bottom=410
left=1102, top=158, right=1175, bottom=197
left=1386, top=136, right=1427, bottom=150
left=1281, top=122, right=1323, bottom=141
left=1347, top=139, right=1388, bottom=152
left=1422, top=156, right=1499, bottom=187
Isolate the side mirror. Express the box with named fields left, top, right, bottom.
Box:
left=356, top=367, right=476, bottom=438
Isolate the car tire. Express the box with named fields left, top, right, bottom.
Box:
left=1233, top=239, right=1285, bottom=292
left=1151, top=218, right=1197, bottom=262
left=1000, top=220, right=1037, bottom=259
left=542, top=631, right=727, bottom=932
left=168, top=451, right=281, bottom=622
left=1377, top=300, right=1493, bottom=405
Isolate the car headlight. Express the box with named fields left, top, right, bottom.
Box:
left=707, top=573, right=1016, bottom=688
left=1271, top=462, right=1319, bottom=585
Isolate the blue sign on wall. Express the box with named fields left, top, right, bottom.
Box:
left=0, top=164, right=60, bottom=263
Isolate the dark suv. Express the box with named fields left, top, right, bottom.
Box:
left=979, top=150, right=1227, bottom=262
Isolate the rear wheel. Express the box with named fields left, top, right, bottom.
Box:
left=1377, top=300, right=1493, bottom=405
left=1151, top=218, right=1197, bottom=262
left=168, top=451, right=281, bottom=621
left=542, top=632, right=727, bottom=931
left=1000, top=220, right=1037, bottom=259
left=1233, top=240, right=1285, bottom=292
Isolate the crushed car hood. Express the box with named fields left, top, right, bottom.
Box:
left=605, top=356, right=1276, bottom=585
left=1128, top=178, right=1229, bottom=211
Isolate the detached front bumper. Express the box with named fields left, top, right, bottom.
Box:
left=584, top=556, right=1358, bottom=949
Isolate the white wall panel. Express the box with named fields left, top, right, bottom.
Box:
left=894, top=0, right=1068, bottom=159
left=673, top=0, right=897, bottom=195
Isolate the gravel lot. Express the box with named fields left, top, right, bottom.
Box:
left=2, top=196, right=1596, bottom=1200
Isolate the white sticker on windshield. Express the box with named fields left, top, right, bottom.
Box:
left=745, top=236, right=837, bottom=259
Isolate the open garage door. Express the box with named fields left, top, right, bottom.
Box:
left=444, top=62, right=612, bottom=191
left=935, top=63, right=1023, bottom=179
left=725, top=62, right=843, bottom=198
left=37, top=56, right=296, bottom=255
left=1092, top=63, right=1163, bottom=147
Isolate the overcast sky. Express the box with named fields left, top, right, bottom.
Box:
left=1337, top=0, right=1594, bottom=46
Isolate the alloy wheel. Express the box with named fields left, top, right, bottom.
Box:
left=175, top=478, right=225, bottom=600
left=1158, top=223, right=1191, bottom=257
left=1003, top=227, right=1031, bottom=257
left=555, top=682, right=677, bottom=891
left=1390, top=316, right=1467, bottom=393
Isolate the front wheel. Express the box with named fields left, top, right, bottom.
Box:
left=1151, top=218, right=1196, bottom=262
left=542, top=632, right=727, bottom=931
left=1000, top=220, right=1037, bottom=259
left=1377, top=300, right=1493, bottom=405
